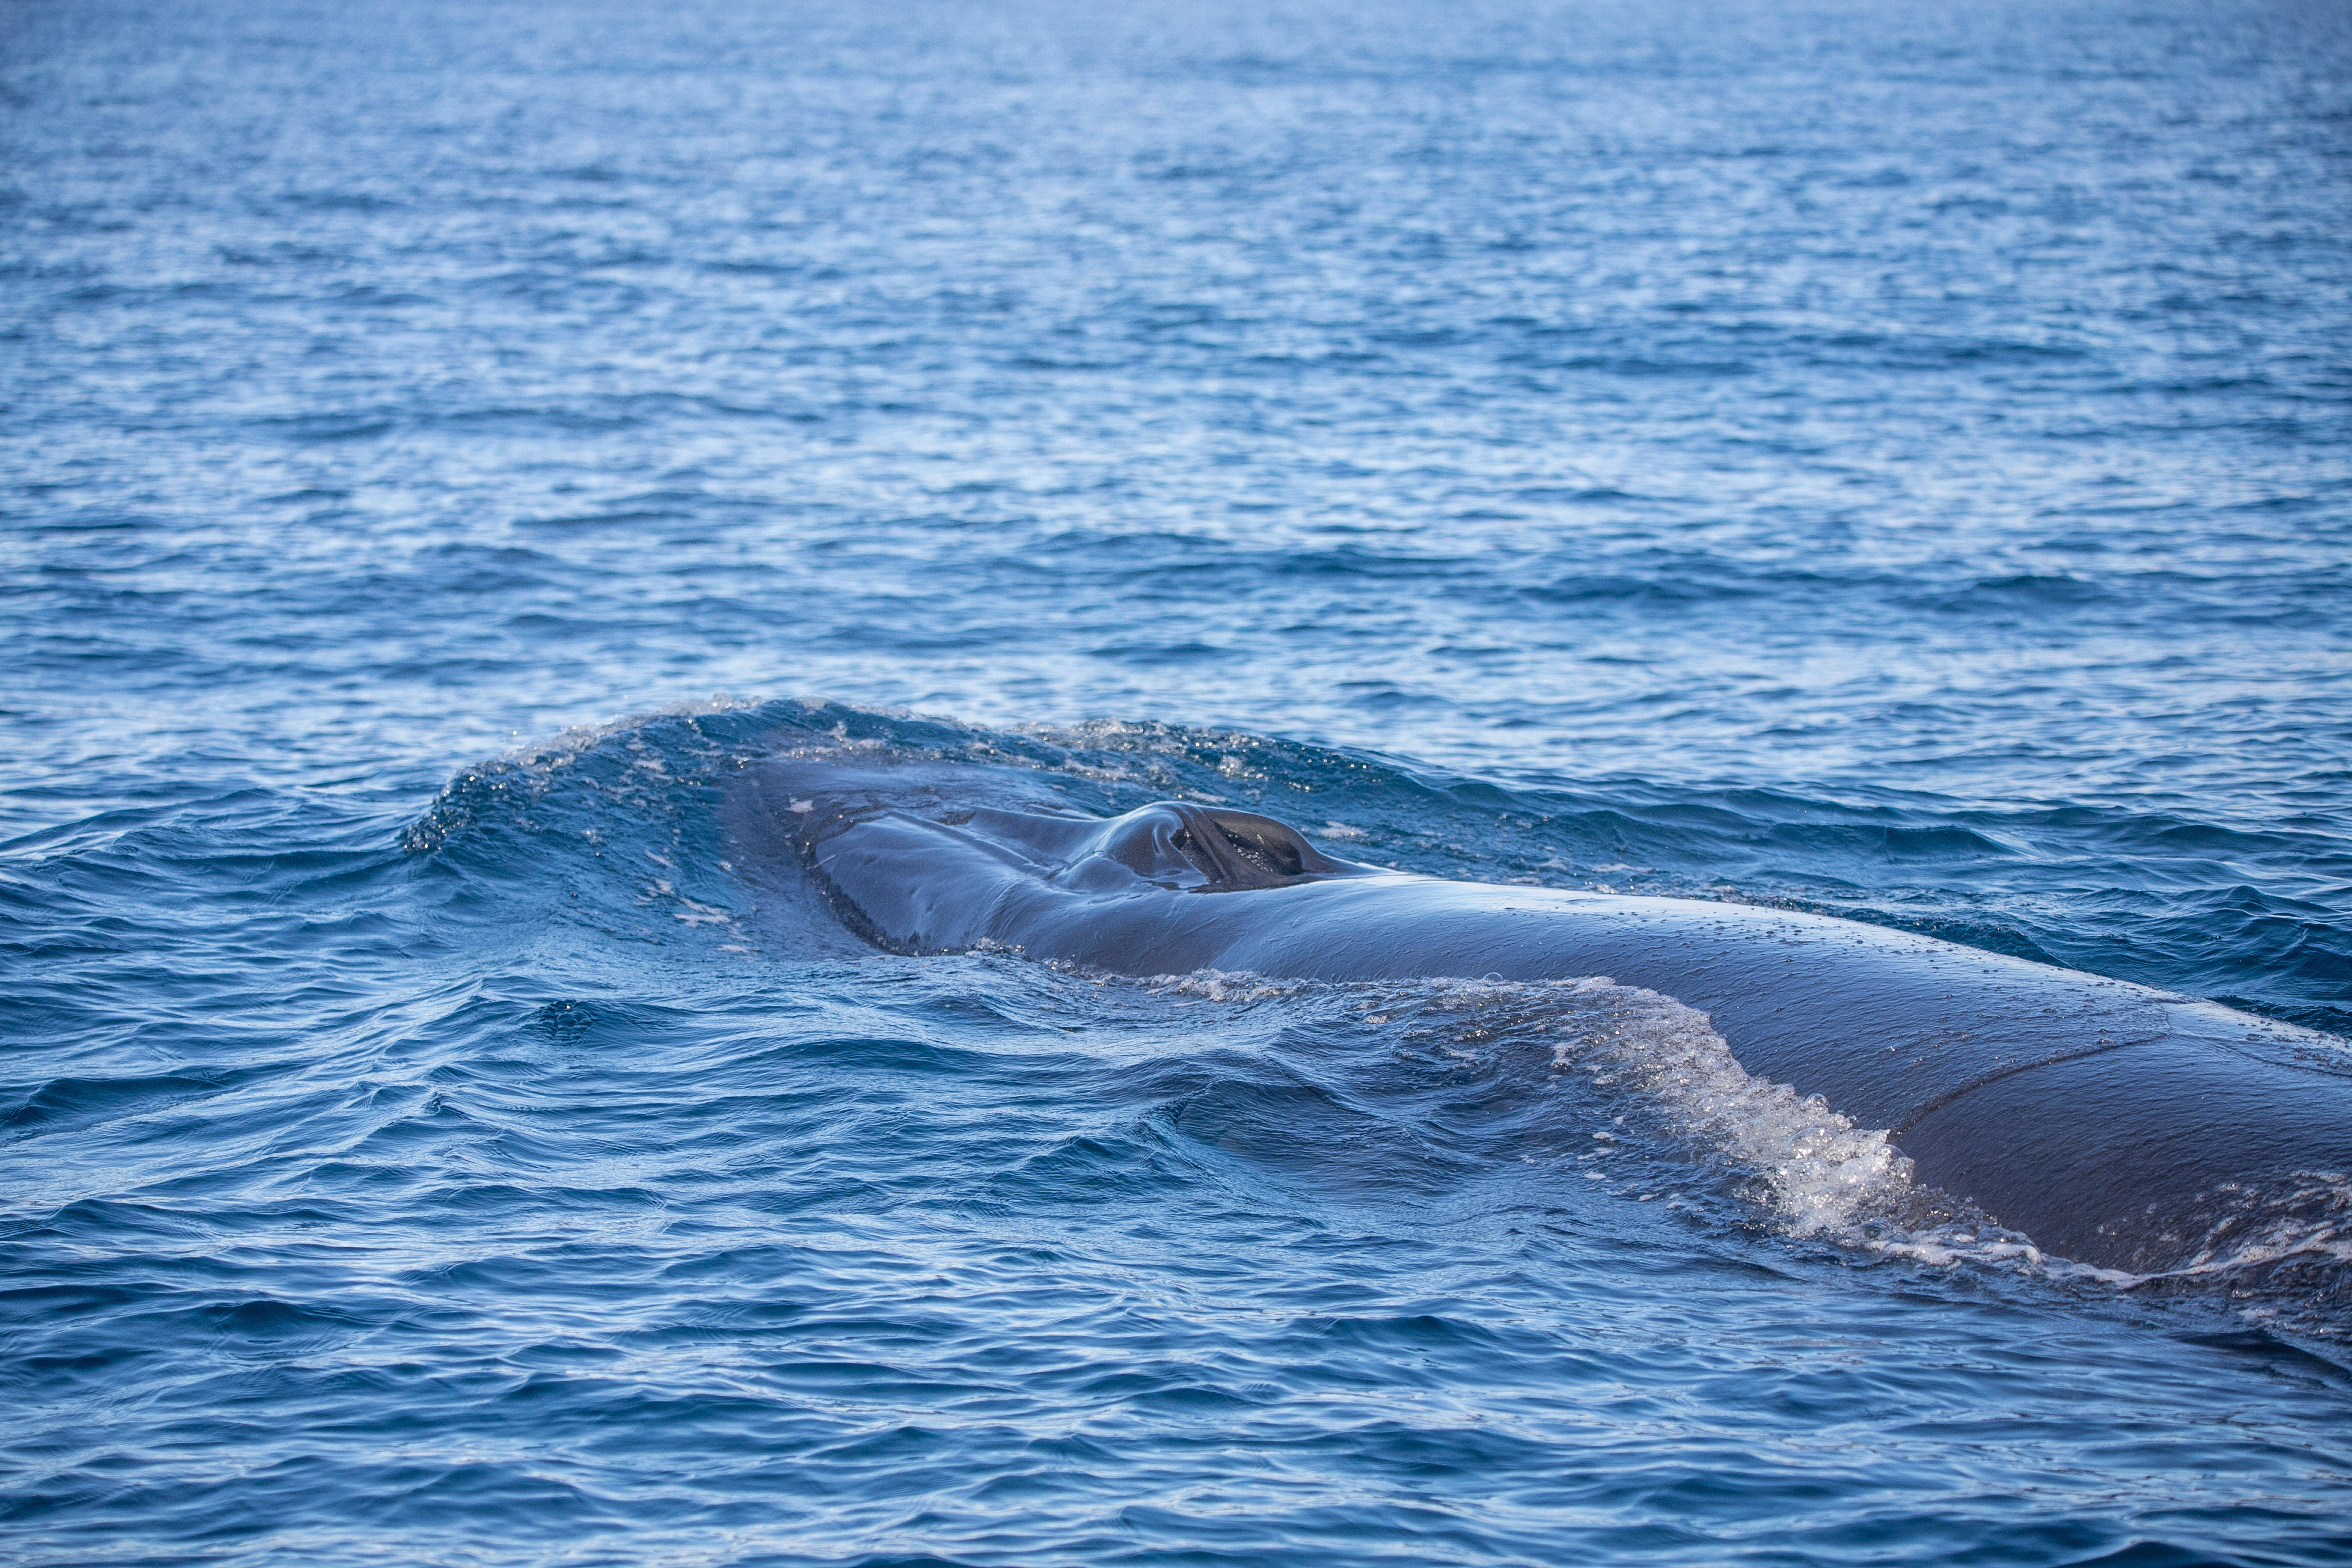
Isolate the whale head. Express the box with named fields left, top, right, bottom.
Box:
left=782, top=786, right=1369, bottom=954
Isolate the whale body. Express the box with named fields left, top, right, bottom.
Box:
left=749, top=761, right=2352, bottom=1278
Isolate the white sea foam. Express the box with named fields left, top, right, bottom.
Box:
left=1143, top=970, right=2059, bottom=1267
left=1142, top=971, right=2352, bottom=1337
left=2129, top=1171, right=2352, bottom=1290
left=1398, top=975, right=1935, bottom=1242
left=500, top=695, right=762, bottom=770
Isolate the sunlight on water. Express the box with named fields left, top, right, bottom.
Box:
left=5, top=0, right=2351, bottom=1562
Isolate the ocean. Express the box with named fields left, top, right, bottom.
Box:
left=5, top=0, right=2351, bottom=1562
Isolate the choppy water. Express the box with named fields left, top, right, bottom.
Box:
left=6, top=1, right=2352, bottom=1563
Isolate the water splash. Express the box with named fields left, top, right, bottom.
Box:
left=1142, top=967, right=2351, bottom=1341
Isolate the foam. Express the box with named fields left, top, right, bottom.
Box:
left=1137, top=970, right=2352, bottom=1338
left=2129, top=1171, right=2352, bottom=1291
left=1142, top=970, right=2070, bottom=1269
left=498, top=695, right=762, bottom=771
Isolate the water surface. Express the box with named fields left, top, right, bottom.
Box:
left=5, top=1, right=2351, bottom=1563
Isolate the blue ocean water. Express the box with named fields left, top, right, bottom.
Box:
left=7, top=0, right=2352, bottom=1562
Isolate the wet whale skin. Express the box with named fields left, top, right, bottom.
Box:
left=787, top=781, right=2352, bottom=1277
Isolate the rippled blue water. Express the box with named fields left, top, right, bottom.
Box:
left=7, top=1, right=2352, bottom=1562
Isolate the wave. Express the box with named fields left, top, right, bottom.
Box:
left=1139, top=969, right=2351, bottom=1312
left=387, top=700, right=2352, bottom=1339
left=404, top=699, right=2351, bottom=1030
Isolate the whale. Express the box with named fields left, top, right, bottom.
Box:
left=740, top=758, right=2352, bottom=1279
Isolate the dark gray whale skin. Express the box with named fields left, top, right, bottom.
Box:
left=754, top=762, right=2352, bottom=1277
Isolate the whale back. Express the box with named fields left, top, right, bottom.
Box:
left=765, top=776, right=2352, bottom=1279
